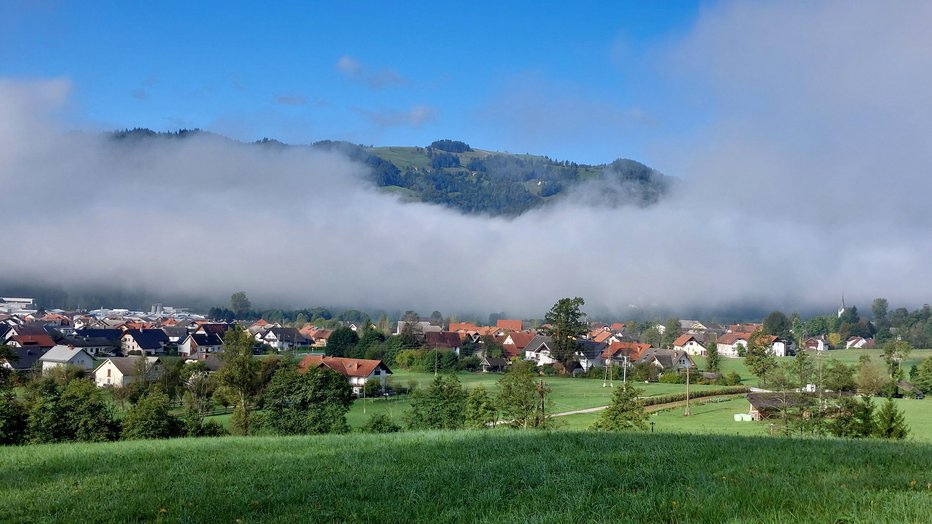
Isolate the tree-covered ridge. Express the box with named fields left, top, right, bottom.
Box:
left=359, top=141, right=670, bottom=216
left=108, top=130, right=671, bottom=217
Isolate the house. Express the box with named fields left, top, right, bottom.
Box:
left=54, top=335, right=118, bottom=357
left=160, top=326, right=190, bottom=344
left=479, top=356, right=509, bottom=373
left=637, top=349, right=696, bottom=372
left=177, top=333, right=225, bottom=358
left=121, top=329, right=170, bottom=356
left=194, top=323, right=230, bottom=338
left=601, top=341, right=651, bottom=366
left=589, top=329, right=614, bottom=344
left=310, top=329, right=332, bottom=348
left=501, top=332, right=536, bottom=359
left=523, top=335, right=556, bottom=365
left=184, top=353, right=225, bottom=373
left=716, top=333, right=752, bottom=357
left=846, top=336, right=872, bottom=349
left=672, top=334, right=706, bottom=356
left=298, top=355, right=392, bottom=395
left=574, top=339, right=608, bottom=372
left=0, top=345, right=45, bottom=372
left=423, top=331, right=462, bottom=355
left=679, top=320, right=708, bottom=334
left=747, top=392, right=811, bottom=421
left=38, top=345, right=95, bottom=372
left=74, top=328, right=124, bottom=347
left=804, top=336, right=831, bottom=351
left=395, top=321, right=441, bottom=339
left=609, top=322, right=626, bottom=332
left=256, top=327, right=309, bottom=350
left=93, top=357, right=162, bottom=388
left=6, top=333, right=56, bottom=353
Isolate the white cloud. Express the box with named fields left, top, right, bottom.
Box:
left=336, top=55, right=407, bottom=89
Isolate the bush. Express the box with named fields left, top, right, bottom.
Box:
left=0, top=392, right=27, bottom=445
left=363, top=378, right=382, bottom=398
left=540, top=364, right=560, bottom=376
left=122, top=389, right=180, bottom=440
left=639, top=387, right=751, bottom=407
left=658, top=372, right=685, bottom=384
left=720, top=371, right=743, bottom=386
left=360, top=413, right=401, bottom=433
left=458, top=356, right=481, bottom=372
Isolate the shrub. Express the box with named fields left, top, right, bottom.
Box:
left=122, top=388, right=180, bottom=440
left=360, top=413, right=401, bottom=433
left=0, top=392, right=27, bottom=445
left=658, top=372, right=685, bottom=384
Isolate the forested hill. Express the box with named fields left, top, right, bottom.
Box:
left=111, top=130, right=671, bottom=216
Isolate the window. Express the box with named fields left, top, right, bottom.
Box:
left=107, top=369, right=111, bottom=377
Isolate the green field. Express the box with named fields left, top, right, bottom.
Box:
left=2, top=430, right=930, bottom=523
left=560, top=396, right=932, bottom=442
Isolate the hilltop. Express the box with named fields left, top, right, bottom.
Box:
left=111, top=130, right=671, bottom=216
left=2, top=430, right=929, bottom=523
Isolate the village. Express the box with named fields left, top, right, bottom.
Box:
left=2, top=294, right=927, bottom=427
left=2, top=295, right=824, bottom=388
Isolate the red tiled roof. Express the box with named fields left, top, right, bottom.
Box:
left=311, top=329, right=332, bottom=340
left=449, top=322, right=481, bottom=332
left=602, top=341, right=650, bottom=360
left=672, top=334, right=697, bottom=347
left=298, top=355, right=390, bottom=379
left=504, top=332, right=536, bottom=350
left=591, top=331, right=613, bottom=343
left=11, top=334, right=56, bottom=348
left=717, top=333, right=752, bottom=345
left=610, top=323, right=625, bottom=331
left=496, top=319, right=523, bottom=332
left=424, top=331, right=461, bottom=349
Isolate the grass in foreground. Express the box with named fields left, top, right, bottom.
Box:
left=1, top=431, right=930, bottom=523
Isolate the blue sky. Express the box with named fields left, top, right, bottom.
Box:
left=0, top=1, right=705, bottom=166
left=4, top=1, right=932, bottom=314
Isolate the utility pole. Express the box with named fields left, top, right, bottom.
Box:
left=684, top=362, right=691, bottom=416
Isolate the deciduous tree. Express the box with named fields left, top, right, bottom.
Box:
left=590, top=384, right=647, bottom=431
left=217, top=327, right=261, bottom=435
left=543, top=297, right=587, bottom=371
left=262, top=366, right=354, bottom=435
left=497, top=361, right=550, bottom=429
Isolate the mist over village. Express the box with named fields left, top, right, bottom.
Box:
left=2, top=2, right=931, bottom=523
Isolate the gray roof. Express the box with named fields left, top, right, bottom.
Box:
left=575, top=339, right=607, bottom=359
left=523, top=335, right=554, bottom=354
left=99, top=356, right=160, bottom=375
left=39, top=345, right=92, bottom=363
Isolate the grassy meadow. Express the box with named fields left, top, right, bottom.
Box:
left=2, top=430, right=930, bottom=523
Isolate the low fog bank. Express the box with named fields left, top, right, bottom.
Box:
left=4, top=0, right=932, bottom=321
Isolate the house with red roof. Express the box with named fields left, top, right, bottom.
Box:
left=424, top=331, right=462, bottom=354
left=672, top=334, right=706, bottom=356
left=716, top=333, right=752, bottom=357
left=298, top=355, right=392, bottom=395
left=601, top=341, right=651, bottom=365
left=501, top=332, right=536, bottom=358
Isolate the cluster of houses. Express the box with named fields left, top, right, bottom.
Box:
left=1, top=297, right=878, bottom=395
left=0, top=301, right=387, bottom=394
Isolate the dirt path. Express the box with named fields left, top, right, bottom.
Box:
left=550, top=393, right=748, bottom=418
